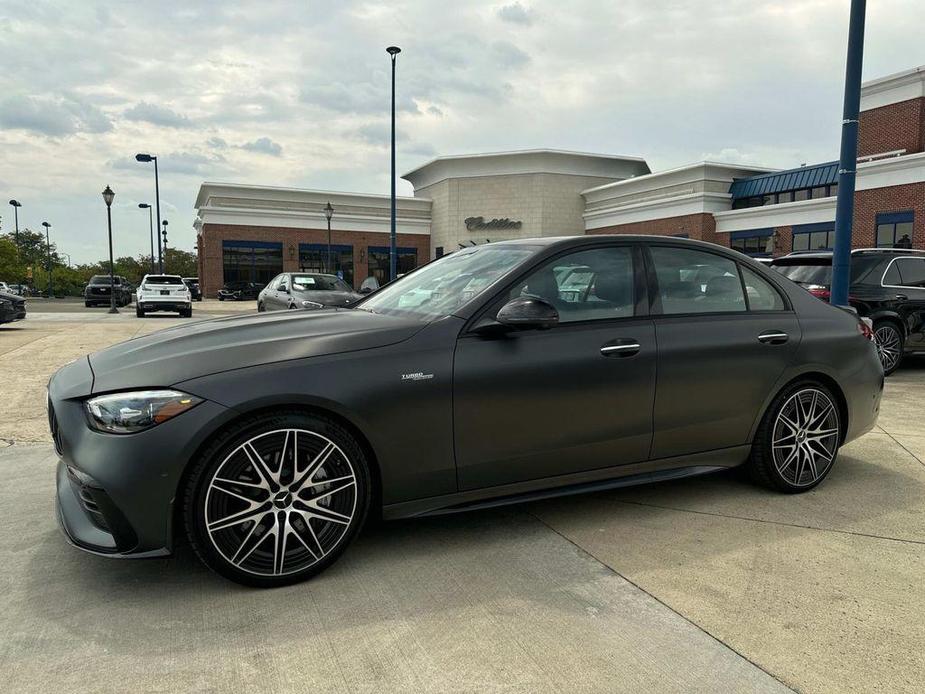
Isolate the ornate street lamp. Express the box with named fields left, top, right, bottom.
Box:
left=102, top=185, right=118, bottom=314
left=136, top=153, right=163, bottom=273
left=8, top=200, right=21, bottom=253
left=324, top=201, right=334, bottom=274
left=41, top=221, right=52, bottom=298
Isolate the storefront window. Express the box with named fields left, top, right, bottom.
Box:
left=792, top=223, right=835, bottom=252
left=875, top=212, right=914, bottom=248
left=367, top=246, right=418, bottom=286
left=222, top=241, right=283, bottom=285
left=299, top=243, right=354, bottom=288
left=730, top=230, right=773, bottom=257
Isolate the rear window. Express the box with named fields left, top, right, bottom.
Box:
left=90, top=275, right=121, bottom=285
left=771, top=255, right=884, bottom=286
left=145, top=276, right=183, bottom=285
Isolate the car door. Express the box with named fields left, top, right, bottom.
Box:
left=453, top=243, right=656, bottom=490
left=885, top=257, right=925, bottom=348
left=266, top=275, right=285, bottom=310
left=646, top=244, right=801, bottom=459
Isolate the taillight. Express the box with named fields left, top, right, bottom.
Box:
left=858, top=319, right=875, bottom=341
left=806, top=285, right=830, bottom=300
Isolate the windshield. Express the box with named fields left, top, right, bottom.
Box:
left=291, top=274, right=351, bottom=292
left=358, top=246, right=535, bottom=319
left=90, top=275, right=120, bottom=285
left=145, top=276, right=183, bottom=285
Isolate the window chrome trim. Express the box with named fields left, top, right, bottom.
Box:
left=880, top=256, right=925, bottom=289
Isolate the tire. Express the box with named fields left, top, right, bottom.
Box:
left=873, top=321, right=904, bottom=376
left=184, top=411, right=371, bottom=587
left=181, top=307, right=192, bottom=318
left=85, top=301, right=92, bottom=308
left=218, top=296, right=224, bottom=302
left=257, top=302, right=265, bottom=313
left=136, top=307, right=145, bottom=318
left=748, top=380, right=842, bottom=493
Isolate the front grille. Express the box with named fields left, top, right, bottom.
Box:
left=48, top=398, right=62, bottom=456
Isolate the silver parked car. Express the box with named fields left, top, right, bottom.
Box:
left=257, top=272, right=362, bottom=312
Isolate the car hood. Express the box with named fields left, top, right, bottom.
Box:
left=88, top=308, right=424, bottom=393
left=295, top=290, right=362, bottom=307
left=0, top=291, right=24, bottom=302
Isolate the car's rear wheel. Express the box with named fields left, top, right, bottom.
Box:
left=84, top=301, right=92, bottom=308
left=184, top=412, right=371, bottom=587
left=136, top=306, right=145, bottom=318
left=874, top=321, right=903, bottom=375
left=748, top=381, right=841, bottom=493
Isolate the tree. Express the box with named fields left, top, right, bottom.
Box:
left=163, top=248, right=198, bottom=278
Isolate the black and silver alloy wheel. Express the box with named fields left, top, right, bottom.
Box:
left=873, top=322, right=903, bottom=375
left=771, top=388, right=839, bottom=487
left=749, top=381, right=842, bottom=493
left=186, top=412, right=370, bottom=586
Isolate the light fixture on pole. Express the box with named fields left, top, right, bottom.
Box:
left=324, top=201, right=334, bottom=274
left=135, top=153, right=163, bottom=273
left=41, top=221, right=52, bottom=299
left=387, top=45, right=401, bottom=282
left=102, top=185, right=118, bottom=314
left=8, top=200, right=21, bottom=253
left=139, top=203, right=155, bottom=273
left=161, top=220, right=168, bottom=272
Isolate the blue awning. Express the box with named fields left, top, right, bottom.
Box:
left=729, top=161, right=838, bottom=199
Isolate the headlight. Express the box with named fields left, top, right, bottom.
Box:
left=301, top=300, right=324, bottom=309
left=85, top=390, right=203, bottom=434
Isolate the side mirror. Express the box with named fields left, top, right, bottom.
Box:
left=496, top=296, right=559, bottom=330
left=358, top=286, right=373, bottom=295
left=279, top=284, right=289, bottom=294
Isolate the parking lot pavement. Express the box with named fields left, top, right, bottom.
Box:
left=0, top=445, right=788, bottom=694
left=1, top=308, right=923, bottom=692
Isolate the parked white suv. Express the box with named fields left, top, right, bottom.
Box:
left=136, top=274, right=192, bottom=318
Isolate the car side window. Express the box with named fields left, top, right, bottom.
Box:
left=505, top=246, right=635, bottom=324
left=882, top=262, right=901, bottom=286
left=650, top=246, right=745, bottom=314
left=740, top=266, right=786, bottom=311
left=894, top=258, right=925, bottom=287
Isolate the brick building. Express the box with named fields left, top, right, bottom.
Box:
left=195, top=65, right=925, bottom=296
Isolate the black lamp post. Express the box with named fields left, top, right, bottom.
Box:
left=387, top=45, right=401, bottom=282
left=8, top=200, right=21, bottom=253
left=139, top=203, right=155, bottom=273
left=324, top=201, right=334, bottom=274
left=41, top=221, right=52, bottom=298
left=161, top=221, right=168, bottom=272
left=102, top=186, right=118, bottom=314
left=135, top=153, right=163, bottom=273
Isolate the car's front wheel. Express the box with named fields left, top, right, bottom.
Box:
left=748, top=380, right=842, bottom=493
left=184, top=411, right=371, bottom=587
left=874, top=321, right=904, bottom=376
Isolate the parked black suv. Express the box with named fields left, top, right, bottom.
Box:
left=182, top=277, right=202, bottom=301
left=84, top=275, right=132, bottom=307
left=217, top=281, right=262, bottom=301
left=771, top=248, right=925, bottom=374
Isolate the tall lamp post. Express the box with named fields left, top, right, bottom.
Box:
left=135, top=153, right=163, bottom=273
left=102, top=186, right=118, bottom=314
left=387, top=45, right=401, bottom=282
left=830, top=0, right=867, bottom=307
left=324, top=201, right=334, bottom=274
left=41, top=221, right=52, bottom=298
left=162, top=221, right=168, bottom=272
left=8, top=200, right=21, bottom=253
left=139, top=203, right=155, bottom=273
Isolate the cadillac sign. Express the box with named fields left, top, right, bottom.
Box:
left=464, top=216, right=523, bottom=231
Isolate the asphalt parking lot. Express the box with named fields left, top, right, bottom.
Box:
left=1, top=302, right=923, bottom=693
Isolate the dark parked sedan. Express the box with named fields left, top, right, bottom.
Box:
left=257, top=272, right=362, bottom=312
left=0, top=290, right=27, bottom=323
left=217, top=281, right=262, bottom=301
left=48, top=236, right=883, bottom=587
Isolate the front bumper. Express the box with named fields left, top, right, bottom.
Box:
left=49, top=370, right=234, bottom=557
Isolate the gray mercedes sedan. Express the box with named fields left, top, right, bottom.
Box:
left=257, top=272, right=362, bottom=312
left=48, top=236, right=883, bottom=586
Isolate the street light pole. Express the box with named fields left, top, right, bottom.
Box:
left=387, top=45, right=401, bottom=282
left=162, top=221, right=168, bottom=272
left=830, top=0, right=867, bottom=307
left=324, top=201, right=334, bottom=275
left=102, top=186, right=118, bottom=314
left=136, top=153, right=163, bottom=273
left=139, top=204, right=155, bottom=273
left=41, top=221, right=52, bottom=298
left=8, top=200, right=21, bottom=253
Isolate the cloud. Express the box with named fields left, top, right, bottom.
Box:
left=206, top=136, right=228, bottom=149
left=0, top=95, right=112, bottom=136
left=240, top=136, right=283, bottom=156
left=123, top=101, right=193, bottom=128
left=497, top=2, right=534, bottom=25
left=355, top=123, right=409, bottom=146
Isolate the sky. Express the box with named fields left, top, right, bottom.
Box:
left=1, top=0, right=923, bottom=264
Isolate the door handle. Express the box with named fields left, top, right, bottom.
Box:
left=757, top=331, right=789, bottom=345
left=600, top=340, right=641, bottom=357
left=895, top=294, right=908, bottom=301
